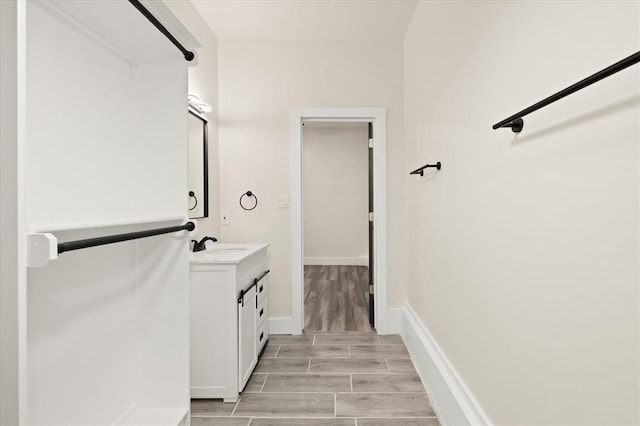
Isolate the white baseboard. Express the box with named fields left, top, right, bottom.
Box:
left=385, top=307, right=402, bottom=334
left=304, top=256, right=368, bottom=266
left=268, top=317, right=293, bottom=334
left=401, top=303, right=491, bottom=426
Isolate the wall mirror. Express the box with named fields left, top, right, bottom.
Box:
left=188, top=110, right=208, bottom=218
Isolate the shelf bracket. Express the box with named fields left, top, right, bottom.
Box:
left=27, top=233, right=58, bottom=268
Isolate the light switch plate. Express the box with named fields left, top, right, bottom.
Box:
left=278, top=195, right=290, bottom=208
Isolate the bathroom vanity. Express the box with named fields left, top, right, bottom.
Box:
left=189, top=243, right=270, bottom=401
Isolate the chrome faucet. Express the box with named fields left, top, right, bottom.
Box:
left=193, top=236, right=218, bottom=252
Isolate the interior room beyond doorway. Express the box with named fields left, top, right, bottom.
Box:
left=302, top=122, right=371, bottom=332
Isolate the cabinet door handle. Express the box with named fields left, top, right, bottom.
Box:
left=259, top=332, right=264, bottom=341
left=259, top=308, right=264, bottom=317
left=259, top=284, right=264, bottom=293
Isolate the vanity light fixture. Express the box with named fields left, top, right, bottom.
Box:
left=188, top=94, right=212, bottom=113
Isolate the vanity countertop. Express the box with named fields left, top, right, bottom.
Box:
left=189, top=243, right=269, bottom=264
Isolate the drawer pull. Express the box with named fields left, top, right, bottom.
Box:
left=259, top=308, right=264, bottom=317
left=259, top=332, right=264, bottom=341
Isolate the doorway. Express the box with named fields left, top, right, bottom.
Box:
left=302, top=121, right=371, bottom=331
left=290, top=108, right=388, bottom=335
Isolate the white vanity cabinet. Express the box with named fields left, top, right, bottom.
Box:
left=189, top=244, right=269, bottom=402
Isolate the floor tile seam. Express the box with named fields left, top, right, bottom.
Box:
left=248, top=391, right=345, bottom=394
left=229, top=397, right=240, bottom=417
left=337, top=391, right=429, bottom=394
left=275, top=356, right=351, bottom=359
left=308, top=371, right=389, bottom=374
left=259, top=373, right=267, bottom=392
left=276, top=354, right=351, bottom=358
left=259, top=372, right=351, bottom=375
left=242, top=417, right=359, bottom=420
left=241, top=390, right=428, bottom=395
left=349, top=372, right=420, bottom=375
left=335, top=415, right=432, bottom=419
left=237, top=417, right=360, bottom=421
left=309, top=356, right=387, bottom=360
left=355, top=416, right=440, bottom=419
left=331, top=356, right=411, bottom=359
left=259, top=390, right=351, bottom=394
left=190, top=414, right=238, bottom=418
left=233, top=414, right=339, bottom=418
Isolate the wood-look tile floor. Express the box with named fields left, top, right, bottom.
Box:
left=304, top=265, right=371, bottom=332
left=191, top=333, right=441, bottom=426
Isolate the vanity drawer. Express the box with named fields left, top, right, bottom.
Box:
left=257, top=320, right=268, bottom=354
left=257, top=297, right=268, bottom=326
left=257, top=277, right=267, bottom=304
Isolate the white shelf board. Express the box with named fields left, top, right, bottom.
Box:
left=39, top=0, right=199, bottom=66
left=27, top=215, right=188, bottom=233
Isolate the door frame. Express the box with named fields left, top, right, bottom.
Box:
left=289, top=107, right=388, bottom=334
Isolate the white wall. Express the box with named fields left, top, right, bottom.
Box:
left=165, top=0, right=220, bottom=240
left=1, top=1, right=21, bottom=423
left=303, top=126, right=368, bottom=265
left=403, top=1, right=639, bottom=425
left=217, top=40, right=405, bottom=320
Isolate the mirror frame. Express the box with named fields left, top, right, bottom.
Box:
left=188, top=109, right=209, bottom=219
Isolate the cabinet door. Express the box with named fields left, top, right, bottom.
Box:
left=238, top=286, right=257, bottom=391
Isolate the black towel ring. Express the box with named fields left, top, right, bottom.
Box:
left=188, top=191, right=198, bottom=211
left=240, top=191, right=258, bottom=211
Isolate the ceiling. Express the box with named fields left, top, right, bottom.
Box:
left=191, top=0, right=418, bottom=42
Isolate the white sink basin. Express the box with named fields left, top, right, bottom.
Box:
left=190, top=243, right=268, bottom=264
left=207, top=248, right=247, bottom=254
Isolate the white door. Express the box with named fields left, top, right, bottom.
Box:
left=238, top=285, right=257, bottom=390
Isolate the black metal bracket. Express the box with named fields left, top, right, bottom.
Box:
left=493, top=50, right=640, bottom=132
left=238, top=270, right=270, bottom=306
left=501, top=118, right=524, bottom=133
left=410, top=162, right=441, bottom=177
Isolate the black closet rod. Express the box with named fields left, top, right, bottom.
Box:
left=57, top=221, right=195, bottom=255
left=128, top=0, right=195, bottom=62
left=493, top=50, right=640, bottom=132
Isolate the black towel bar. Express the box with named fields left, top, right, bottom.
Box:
left=57, top=222, right=195, bottom=255
left=410, top=162, right=441, bottom=177
left=493, top=50, right=640, bottom=132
